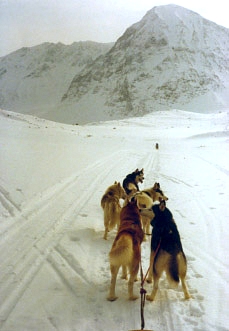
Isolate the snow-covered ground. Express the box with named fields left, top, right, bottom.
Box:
left=0, top=108, right=228, bottom=331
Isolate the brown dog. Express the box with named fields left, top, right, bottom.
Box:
left=101, top=182, right=126, bottom=240
left=107, top=199, right=144, bottom=301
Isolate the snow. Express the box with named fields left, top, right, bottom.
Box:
left=0, top=108, right=229, bottom=331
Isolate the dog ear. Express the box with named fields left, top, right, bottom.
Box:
left=114, top=181, right=117, bottom=184
left=131, top=198, right=138, bottom=207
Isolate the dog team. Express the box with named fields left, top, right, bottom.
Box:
left=101, top=168, right=191, bottom=302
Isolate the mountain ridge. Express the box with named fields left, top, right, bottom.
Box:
left=0, top=4, right=228, bottom=124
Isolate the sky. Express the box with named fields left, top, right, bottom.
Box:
left=0, top=0, right=229, bottom=57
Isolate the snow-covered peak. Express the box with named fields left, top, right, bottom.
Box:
left=60, top=5, right=229, bottom=123
left=115, top=4, right=229, bottom=52
left=0, top=5, right=228, bottom=124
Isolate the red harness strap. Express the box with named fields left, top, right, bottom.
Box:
left=141, top=238, right=161, bottom=286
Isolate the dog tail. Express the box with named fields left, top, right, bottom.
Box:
left=102, top=200, right=121, bottom=231
left=109, top=235, right=133, bottom=265
left=101, top=195, right=106, bottom=209
left=167, top=255, right=180, bottom=287
left=108, top=203, right=121, bottom=230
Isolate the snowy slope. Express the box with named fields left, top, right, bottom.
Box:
left=61, top=4, right=229, bottom=122
left=0, top=41, right=113, bottom=121
left=0, top=108, right=228, bottom=331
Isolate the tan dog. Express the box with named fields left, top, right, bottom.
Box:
left=101, top=182, right=126, bottom=240
left=107, top=199, right=144, bottom=301
left=142, top=182, right=168, bottom=202
left=135, top=183, right=169, bottom=240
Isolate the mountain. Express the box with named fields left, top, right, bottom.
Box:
left=0, top=4, right=229, bottom=124
left=61, top=4, right=229, bottom=123
left=0, top=41, right=113, bottom=122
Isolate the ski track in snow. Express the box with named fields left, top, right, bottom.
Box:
left=0, top=154, right=222, bottom=331
left=0, top=150, right=142, bottom=327
left=0, top=111, right=228, bottom=331
left=0, top=185, right=21, bottom=217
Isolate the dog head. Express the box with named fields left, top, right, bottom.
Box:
left=139, top=207, right=155, bottom=219
left=117, top=182, right=127, bottom=200
left=153, top=182, right=160, bottom=191
left=152, top=182, right=169, bottom=201
left=121, top=198, right=141, bottom=220
left=154, top=191, right=168, bottom=202
left=134, top=168, right=144, bottom=184
left=115, top=182, right=127, bottom=200
left=107, top=182, right=127, bottom=200
left=158, top=198, right=166, bottom=211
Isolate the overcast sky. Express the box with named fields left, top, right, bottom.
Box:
left=0, top=0, right=228, bottom=57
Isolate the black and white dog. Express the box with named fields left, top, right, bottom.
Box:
left=140, top=200, right=191, bottom=301
left=122, top=168, right=144, bottom=196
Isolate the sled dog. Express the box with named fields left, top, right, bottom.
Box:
left=101, top=182, right=126, bottom=240
left=134, top=183, right=168, bottom=240
left=122, top=168, right=144, bottom=196
left=140, top=200, right=191, bottom=301
left=141, top=182, right=168, bottom=202
left=107, top=199, right=144, bottom=301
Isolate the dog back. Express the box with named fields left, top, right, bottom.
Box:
left=154, top=219, right=183, bottom=255
left=145, top=204, right=191, bottom=301
left=109, top=200, right=144, bottom=260
left=123, top=175, right=138, bottom=195
left=151, top=205, right=183, bottom=254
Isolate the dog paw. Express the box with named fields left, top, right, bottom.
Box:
left=107, top=296, right=118, bottom=301
left=146, top=295, right=155, bottom=301
left=129, top=295, right=139, bottom=301
left=121, top=275, right=128, bottom=280
left=184, top=293, right=192, bottom=300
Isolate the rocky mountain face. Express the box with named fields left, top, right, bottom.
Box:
left=0, top=41, right=113, bottom=120
left=0, top=5, right=229, bottom=124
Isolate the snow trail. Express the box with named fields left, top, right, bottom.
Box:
left=0, top=110, right=228, bottom=331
